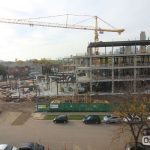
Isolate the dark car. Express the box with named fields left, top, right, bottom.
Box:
left=142, top=128, right=150, bottom=136
left=83, top=115, right=101, bottom=124
left=19, top=142, right=44, bottom=150
left=125, top=142, right=146, bottom=150
left=53, top=115, right=68, bottom=123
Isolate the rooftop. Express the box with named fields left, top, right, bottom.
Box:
left=88, top=40, right=150, bottom=48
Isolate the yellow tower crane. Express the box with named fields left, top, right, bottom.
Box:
left=0, top=14, right=124, bottom=42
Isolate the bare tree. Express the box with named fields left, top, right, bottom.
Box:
left=114, top=81, right=150, bottom=150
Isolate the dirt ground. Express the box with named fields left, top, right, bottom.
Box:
left=0, top=96, right=35, bottom=126
left=0, top=98, right=35, bottom=112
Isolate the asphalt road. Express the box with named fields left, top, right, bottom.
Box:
left=0, top=117, right=127, bottom=150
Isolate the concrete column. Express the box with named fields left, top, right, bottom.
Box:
left=90, top=56, right=92, bottom=94
left=133, top=45, right=137, bottom=93
left=50, top=77, right=52, bottom=92
left=112, top=47, right=114, bottom=94
left=105, top=47, right=106, bottom=55
left=74, top=57, right=78, bottom=96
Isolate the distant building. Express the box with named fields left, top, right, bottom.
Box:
left=7, top=66, right=30, bottom=79
left=140, top=31, right=146, bottom=52
left=0, top=60, right=42, bottom=78
left=140, top=31, right=146, bottom=40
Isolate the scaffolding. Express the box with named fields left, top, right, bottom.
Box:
left=63, top=40, right=150, bottom=96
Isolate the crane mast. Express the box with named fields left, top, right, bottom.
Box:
left=94, top=16, right=99, bottom=42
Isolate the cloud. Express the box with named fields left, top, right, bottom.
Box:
left=0, top=0, right=149, bottom=61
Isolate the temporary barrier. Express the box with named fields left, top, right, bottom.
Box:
left=37, top=103, right=49, bottom=112
left=37, top=103, right=112, bottom=112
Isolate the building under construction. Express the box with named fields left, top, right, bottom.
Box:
left=63, top=40, right=150, bottom=95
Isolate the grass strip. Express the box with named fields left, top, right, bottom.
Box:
left=44, top=115, right=57, bottom=120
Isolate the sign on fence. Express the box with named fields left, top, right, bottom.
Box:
left=50, top=104, right=59, bottom=109
left=37, top=104, right=47, bottom=109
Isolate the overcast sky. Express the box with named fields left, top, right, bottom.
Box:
left=0, top=0, right=149, bottom=61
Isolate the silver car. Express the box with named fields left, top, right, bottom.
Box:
left=123, top=115, right=141, bottom=123
left=104, top=116, right=122, bottom=124
left=103, top=114, right=113, bottom=122
left=0, top=144, right=18, bottom=150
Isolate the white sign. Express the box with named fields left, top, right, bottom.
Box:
left=50, top=104, right=59, bottom=109
left=142, top=136, right=150, bottom=145
left=37, top=105, right=47, bottom=109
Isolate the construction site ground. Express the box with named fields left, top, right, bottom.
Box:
left=0, top=88, right=129, bottom=149
left=0, top=98, right=107, bottom=124
left=0, top=97, right=35, bottom=124
left=0, top=97, right=127, bottom=150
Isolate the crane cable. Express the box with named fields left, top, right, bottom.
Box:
left=19, top=14, right=117, bottom=29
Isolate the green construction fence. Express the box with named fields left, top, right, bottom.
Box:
left=36, top=103, right=113, bottom=112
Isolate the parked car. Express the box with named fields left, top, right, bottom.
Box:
left=0, top=144, right=17, bottom=150
left=103, top=113, right=113, bottom=122
left=147, top=116, right=150, bottom=121
left=83, top=115, right=101, bottom=124
left=104, top=116, right=122, bottom=124
left=53, top=115, right=68, bottom=123
left=142, top=128, right=150, bottom=136
left=123, top=115, right=141, bottom=123
left=125, top=142, right=146, bottom=150
left=19, top=142, right=44, bottom=150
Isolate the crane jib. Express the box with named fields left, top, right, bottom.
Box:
left=0, top=18, right=124, bottom=33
